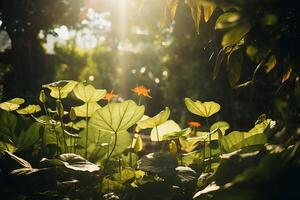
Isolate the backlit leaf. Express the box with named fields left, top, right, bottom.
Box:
left=136, top=107, right=170, bottom=129
left=215, top=12, right=240, bottom=29
left=16, top=105, right=41, bottom=115
left=227, top=50, right=243, bottom=87
left=265, top=55, right=277, bottom=73
left=132, top=134, right=143, bottom=152
left=89, top=100, right=145, bottom=133
left=282, top=67, right=292, bottom=83
left=0, top=98, right=25, bottom=111
left=184, top=98, right=221, bottom=118
left=73, top=102, right=101, bottom=117
left=185, top=0, right=202, bottom=33
left=43, top=80, right=77, bottom=99
left=73, top=83, right=106, bottom=103
left=150, top=120, right=181, bottom=141
left=160, top=0, right=178, bottom=28
left=203, top=3, right=216, bottom=22
left=210, top=121, right=230, bottom=135
left=222, top=23, right=250, bottom=47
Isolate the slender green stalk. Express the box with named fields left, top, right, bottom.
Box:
left=206, top=118, right=211, bottom=172
left=138, top=96, right=142, bottom=105
left=105, top=132, right=118, bottom=168
left=42, top=103, right=49, bottom=117
left=58, top=114, right=67, bottom=153
left=85, top=103, right=89, bottom=157
left=51, top=123, right=59, bottom=155
left=129, top=149, right=132, bottom=167
left=57, top=87, right=67, bottom=153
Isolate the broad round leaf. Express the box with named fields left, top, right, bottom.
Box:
left=210, top=121, right=230, bottom=135
left=73, top=83, right=106, bottom=103
left=136, top=107, right=170, bottom=129
left=89, top=100, right=145, bottom=133
left=43, top=80, right=77, bottom=99
left=16, top=105, right=41, bottom=115
left=43, top=153, right=100, bottom=172
left=150, top=120, right=181, bottom=142
left=184, top=98, right=221, bottom=118
left=78, top=126, right=132, bottom=159
left=137, top=152, right=178, bottom=175
left=0, top=98, right=25, bottom=111
left=73, top=102, right=101, bottom=117
left=17, top=122, right=41, bottom=150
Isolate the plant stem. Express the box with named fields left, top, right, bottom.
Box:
left=138, top=96, right=142, bottom=105
left=85, top=103, right=89, bottom=158
left=52, top=124, right=59, bottom=155
left=58, top=88, right=67, bottom=153
left=59, top=115, right=67, bottom=153
left=129, top=150, right=132, bottom=167
left=105, top=132, right=118, bottom=168
left=206, top=118, right=211, bottom=172
left=42, top=103, right=49, bottom=117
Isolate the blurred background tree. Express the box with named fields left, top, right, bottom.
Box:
left=0, top=0, right=299, bottom=130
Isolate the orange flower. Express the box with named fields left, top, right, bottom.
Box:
left=188, top=121, right=201, bottom=128
left=132, top=85, right=152, bottom=98
left=104, top=90, right=118, bottom=102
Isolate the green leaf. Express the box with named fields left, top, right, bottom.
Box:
left=4, top=151, right=39, bottom=175
left=78, top=126, right=132, bottom=160
left=136, top=107, right=170, bottom=129
left=179, top=136, right=204, bottom=152
left=0, top=110, right=17, bottom=143
left=220, top=121, right=269, bottom=152
left=89, top=100, right=145, bottom=133
left=175, top=166, right=198, bottom=184
left=160, top=0, right=178, bottom=28
left=184, top=98, right=221, bottom=118
left=196, top=131, right=218, bottom=140
left=215, top=12, right=240, bottom=29
left=16, top=105, right=41, bottom=115
left=210, top=121, right=230, bottom=135
left=150, top=120, right=181, bottom=141
left=17, top=122, right=41, bottom=151
left=0, top=98, right=25, bottom=111
left=162, top=128, right=191, bottom=140
left=65, top=120, right=86, bottom=130
left=185, top=0, right=202, bottom=33
left=73, top=102, right=101, bottom=117
left=221, top=23, right=250, bottom=47
left=137, top=152, right=178, bottom=175
left=43, top=153, right=100, bottom=172
left=113, top=168, right=136, bottom=184
left=213, top=49, right=226, bottom=80
left=265, top=55, right=277, bottom=73
left=43, top=80, right=77, bottom=99
left=73, top=83, right=106, bottom=103
left=203, top=3, right=216, bottom=22
left=227, top=50, right=243, bottom=87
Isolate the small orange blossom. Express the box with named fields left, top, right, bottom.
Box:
left=132, top=85, right=152, bottom=98
left=104, top=90, right=118, bottom=102
left=188, top=121, right=201, bottom=128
